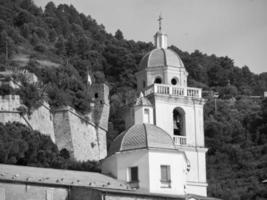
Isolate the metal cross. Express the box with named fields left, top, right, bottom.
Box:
left=158, top=14, right=163, bottom=31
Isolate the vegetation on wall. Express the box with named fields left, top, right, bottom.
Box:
left=0, top=0, right=266, bottom=199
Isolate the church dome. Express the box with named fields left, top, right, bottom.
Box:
left=139, top=48, right=185, bottom=70
left=108, top=123, right=176, bottom=156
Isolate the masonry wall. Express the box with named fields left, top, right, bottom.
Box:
left=53, top=107, right=107, bottom=161
left=0, top=94, right=25, bottom=126
left=27, top=102, right=55, bottom=142
left=0, top=83, right=110, bottom=162
left=90, top=83, right=110, bottom=130
left=0, top=95, right=55, bottom=142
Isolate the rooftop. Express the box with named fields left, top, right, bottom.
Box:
left=0, top=164, right=129, bottom=190
left=139, top=48, right=185, bottom=70
left=108, top=123, right=177, bottom=156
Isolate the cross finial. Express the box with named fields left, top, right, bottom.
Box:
left=158, top=14, right=163, bottom=31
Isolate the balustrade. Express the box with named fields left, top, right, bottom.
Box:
left=144, top=84, right=201, bottom=98
left=173, top=135, right=187, bottom=146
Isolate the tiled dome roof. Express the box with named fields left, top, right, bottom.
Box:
left=139, top=48, right=184, bottom=70
left=108, top=124, right=176, bottom=156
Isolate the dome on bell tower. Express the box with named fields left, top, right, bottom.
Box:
left=139, top=48, right=185, bottom=70
left=136, top=16, right=188, bottom=90
left=138, top=14, right=185, bottom=70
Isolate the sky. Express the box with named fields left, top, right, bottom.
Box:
left=34, top=0, right=267, bottom=74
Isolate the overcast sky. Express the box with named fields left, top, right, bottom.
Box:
left=34, top=0, right=267, bottom=74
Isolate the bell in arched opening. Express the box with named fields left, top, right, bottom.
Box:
left=173, top=108, right=185, bottom=136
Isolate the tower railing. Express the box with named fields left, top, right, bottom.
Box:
left=173, top=135, right=187, bottom=145
left=144, top=84, right=202, bottom=98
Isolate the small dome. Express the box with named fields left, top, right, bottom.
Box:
left=139, top=48, right=184, bottom=70
left=108, top=124, right=176, bottom=155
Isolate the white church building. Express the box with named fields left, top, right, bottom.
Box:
left=102, top=19, right=208, bottom=197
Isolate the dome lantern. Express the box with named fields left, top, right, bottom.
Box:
left=154, top=14, right=168, bottom=49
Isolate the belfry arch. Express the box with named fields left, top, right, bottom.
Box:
left=173, top=107, right=186, bottom=136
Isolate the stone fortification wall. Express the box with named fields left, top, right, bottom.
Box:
left=0, top=95, right=55, bottom=142
left=0, top=95, right=21, bottom=111
left=97, top=127, right=107, bottom=159
left=53, top=106, right=107, bottom=161
left=90, top=83, right=110, bottom=131
left=26, top=102, right=55, bottom=142
left=53, top=107, right=74, bottom=156
left=0, top=82, right=110, bottom=162
left=93, top=103, right=110, bottom=131
left=0, top=95, right=26, bottom=126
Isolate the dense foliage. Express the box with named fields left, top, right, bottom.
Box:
left=205, top=97, right=267, bottom=199
left=0, top=122, right=100, bottom=172
left=0, top=0, right=266, bottom=199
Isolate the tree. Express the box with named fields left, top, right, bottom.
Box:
left=115, top=29, right=124, bottom=40
left=44, top=1, right=57, bottom=17
left=55, top=36, right=66, bottom=56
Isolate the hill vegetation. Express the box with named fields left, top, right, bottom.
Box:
left=0, top=0, right=266, bottom=199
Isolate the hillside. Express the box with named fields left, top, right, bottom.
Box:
left=0, top=0, right=266, bottom=199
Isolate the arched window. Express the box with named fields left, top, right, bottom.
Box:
left=154, top=77, right=162, bottom=84
left=173, top=108, right=185, bottom=136
left=144, top=108, right=150, bottom=123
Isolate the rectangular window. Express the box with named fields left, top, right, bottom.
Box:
left=128, top=166, right=139, bottom=189
left=144, top=108, right=150, bottom=123
left=160, top=165, right=171, bottom=188
left=130, top=166, right=138, bottom=182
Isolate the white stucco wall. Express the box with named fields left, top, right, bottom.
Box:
left=186, top=181, right=208, bottom=197
left=136, top=66, right=188, bottom=92
left=102, top=149, right=188, bottom=196
left=134, top=106, right=154, bottom=125
left=102, top=150, right=150, bottom=192
left=153, top=96, right=205, bottom=147
left=149, top=95, right=207, bottom=196
left=101, top=155, right=118, bottom=178
left=177, top=148, right=207, bottom=196
left=116, top=150, right=150, bottom=192
left=148, top=151, right=187, bottom=195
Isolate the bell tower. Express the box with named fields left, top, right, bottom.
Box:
left=135, top=17, right=208, bottom=196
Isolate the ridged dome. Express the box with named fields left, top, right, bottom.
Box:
left=139, top=48, right=184, bottom=70
left=108, top=124, right=176, bottom=156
